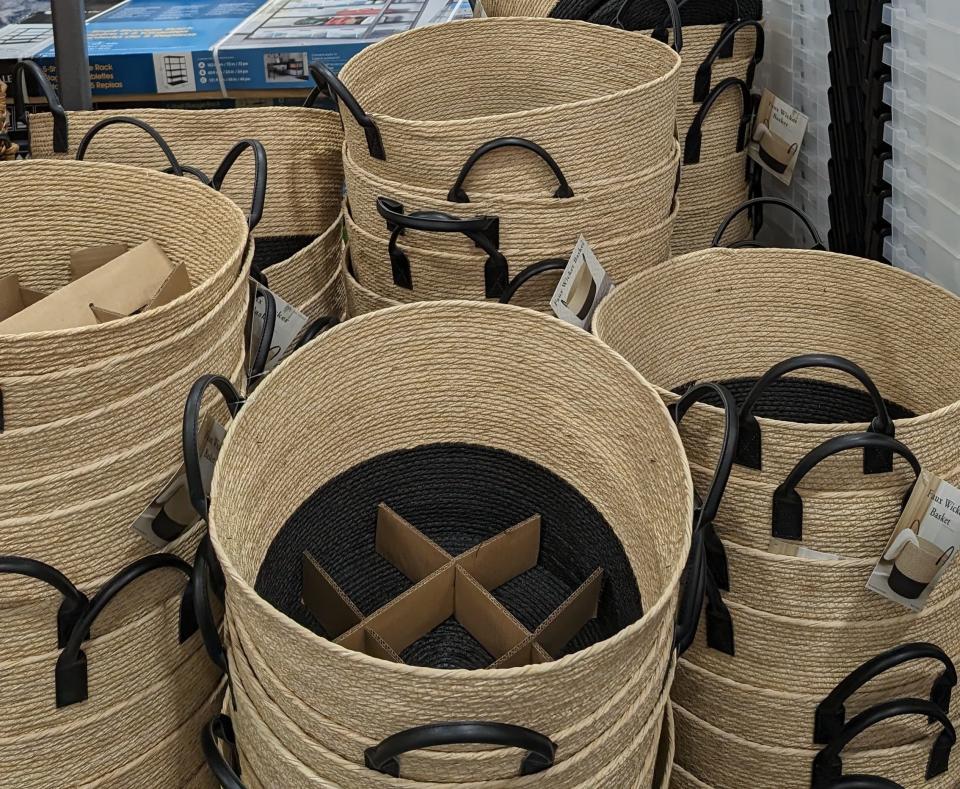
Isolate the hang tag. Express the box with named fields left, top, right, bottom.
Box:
left=550, top=236, right=613, bottom=331
left=473, top=0, right=488, bottom=17
left=131, top=421, right=226, bottom=548
left=767, top=538, right=841, bottom=561
left=866, top=470, right=960, bottom=612
left=748, top=89, right=808, bottom=186
left=248, top=281, right=310, bottom=377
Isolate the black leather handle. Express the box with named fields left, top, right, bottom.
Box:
left=55, top=554, right=198, bottom=707
left=735, top=354, right=895, bottom=473
left=183, top=375, right=245, bottom=522
left=293, top=316, right=340, bottom=352
left=640, top=0, right=685, bottom=52
left=693, top=20, right=765, bottom=102
left=684, top=77, right=752, bottom=164
left=172, top=164, right=213, bottom=185
left=448, top=138, right=574, bottom=203
left=75, top=116, right=183, bottom=176
left=815, top=643, right=957, bottom=745
left=12, top=60, right=68, bottom=152
left=378, top=198, right=508, bottom=298
left=713, top=197, right=825, bottom=250
left=826, top=779, right=902, bottom=789
left=203, top=714, right=247, bottom=789
left=211, top=139, right=268, bottom=233
left=364, top=722, right=557, bottom=778
left=309, top=63, right=384, bottom=160
left=772, top=432, right=920, bottom=542
left=0, top=556, right=88, bottom=648
left=192, top=535, right=229, bottom=675
left=498, top=259, right=568, bottom=305
left=247, top=284, right=277, bottom=387
left=811, top=699, right=956, bottom=788
left=674, top=525, right=709, bottom=655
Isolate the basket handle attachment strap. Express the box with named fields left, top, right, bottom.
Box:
left=713, top=196, right=825, bottom=250
left=693, top=20, right=764, bottom=103
left=652, top=0, right=740, bottom=55
left=377, top=197, right=508, bottom=298
left=12, top=60, right=68, bottom=152
left=815, top=643, right=957, bottom=744
left=448, top=137, right=574, bottom=203
left=683, top=77, right=753, bottom=165
left=772, top=432, right=920, bottom=542
left=246, top=284, right=277, bottom=388
left=365, top=722, right=557, bottom=778
left=203, top=714, right=246, bottom=789
left=498, top=259, right=568, bottom=305
left=75, top=116, right=184, bottom=176
left=670, top=382, right=739, bottom=655
left=811, top=699, right=956, bottom=788
left=309, top=63, right=384, bottom=160
left=635, top=0, right=684, bottom=52
left=294, top=316, right=340, bottom=352
left=0, top=556, right=88, bottom=648
left=55, top=554, right=198, bottom=707
left=736, top=354, right=895, bottom=473
left=211, top=139, right=268, bottom=233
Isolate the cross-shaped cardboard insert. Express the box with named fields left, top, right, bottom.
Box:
left=302, top=504, right=604, bottom=669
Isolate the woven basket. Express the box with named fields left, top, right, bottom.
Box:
left=343, top=138, right=679, bottom=257
left=592, top=247, right=960, bottom=489
left=207, top=302, right=692, bottom=750
left=345, top=199, right=677, bottom=301
left=319, top=17, right=680, bottom=193
left=672, top=181, right=751, bottom=255
left=671, top=763, right=711, bottom=788
left=260, top=212, right=342, bottom=311
left=673, top=701, right=959, bottom=789
left=342, top=248, right=396, bottom=318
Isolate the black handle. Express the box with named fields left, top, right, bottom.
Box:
left=772, top=432, right=920, bottom=542
left=377, top=198, right=508, bottom=298
left=12, top=60, right=68, bottom=153
left=211, top=139, right=268, bottom=233
left=247, top=285, right=277, bottom=387
left=202, top=714, right=247, bottom=789
left=309, top=63, right=384, bottom=160
left=192, top=534, right=231, bottom=685
left=172, top=164, right=213, bottom=185
left=293, top=316, right=340, bottom=352
left=75, top=116, right=184, bottom=177
left=364, top=722, right=557, bottom=778
left=692, top=20, right=765, bottom=103
left=0, top=556, right=88, bottom=648
left=498, top=259, right=568, bottom=305
left=815, top=643, right=957, bottom=745
left=683, top=78, right=753, bottom=165
left=674, top=526, right=709, bottom=655
left=637, top=0, right=685, bottom=52
left=825, top=779, right=902, bottom=789
left=811, top=699, right=956, bottom=788
left=447, top=138, right=574, bottom=203
left=713, top=197, right=825, bottom=250
left=55, top=554, right=198, bottom=707
left=183, top=375, right=245, bottom=522
left=735, top=354, right=895, bottom=473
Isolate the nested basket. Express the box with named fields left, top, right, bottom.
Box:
left=317, top=17, right=681, bottom=193
left=591, top=247, right=960, bottom=490
left=202, top=302, right=694, bottom=780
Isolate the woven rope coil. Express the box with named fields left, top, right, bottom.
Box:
left=342, top=249, right=398, bottom=318
left=670, top=762, right=711, bottom=788
left=671, top=180, right=750, bottom=255
left=297, top=252, right=347, bottom=322
left=592, top=248, right=960, bottom=490
left=264, top=213, right=343, bottom=310
left=209, top=302, right=691, bottom=739
left=333, top=18, right=680, bottom=192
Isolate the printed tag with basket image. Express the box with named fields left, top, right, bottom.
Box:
left=248, top=280, right=311, bottom=377
left=748, top=89, right=808, bottom=186
left=549, top=236, right=613, bottom=331
left=867, top=470, right=960, bottom=612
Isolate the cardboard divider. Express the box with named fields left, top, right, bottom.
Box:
left=302, top=504, right=603, bottom=668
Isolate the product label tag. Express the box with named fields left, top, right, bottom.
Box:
left=473, top=0, right=487, bottom=17
left=866, top=470, right=960, bottom=612
left=131, top=421, right=226, bottom=548
left=248, top=280, right=310, bottom=380
left=550, top=236, right=613, bottom=331
left=748, top=89, right=808, bottom=186
left=768, top=538, right=841, bottom=561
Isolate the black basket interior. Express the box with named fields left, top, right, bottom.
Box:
left=561, top=0, right=763, bottom=28
left=255, top=443, right=644, bottom=670
left=253, top=234, right=318, bottom=272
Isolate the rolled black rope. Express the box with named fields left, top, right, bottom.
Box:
left=587, top=0, right=761, bottom=29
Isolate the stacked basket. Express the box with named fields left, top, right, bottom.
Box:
left=477, top=0, right=765, bottom=253
left=317, top=16, right=682, bottom=317
left=0, top=159, right=251, bottom=786
left=594, top=247, right=960, bottom=787
left=192, top=302, right=704, bottom=787
left=17, top=60, right=346, bottom=327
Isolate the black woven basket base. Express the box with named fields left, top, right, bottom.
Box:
left=255, top=443, right=643, bottom=669
left=585, top=0, right=762, bottom=29
left=253, top=234, right=318, bottom=272
left=549, top=0, right=608, bottom=19
left=672, top=376, right=916, bottom=423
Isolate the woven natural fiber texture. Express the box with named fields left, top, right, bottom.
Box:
left=260, top=212, right=343, bottom=311
left=673, top=656, right=960, bottom=752
left=0, top=159, right=248, bottom=375
left=209, top=302, right=691, bottom=739
left=226, top=651, right=675, bottom=787
left=343, top=140, right=679, bottom=257
left=653, top=701, right=676, bottom=789
left=592, top=247, right=960, bottom=489
left=297, top=252, right=347, bottom=322
left=672, top=178, right=750, bottom=255
left=673, top=702, right=959, bottom=789
left=342, top=250, right=398, bottom=317
left=345, top=201, right=676, bottom=301
left=670, top=763, right=711, bottom=788
left=333, top=18, right=680, bottom=192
